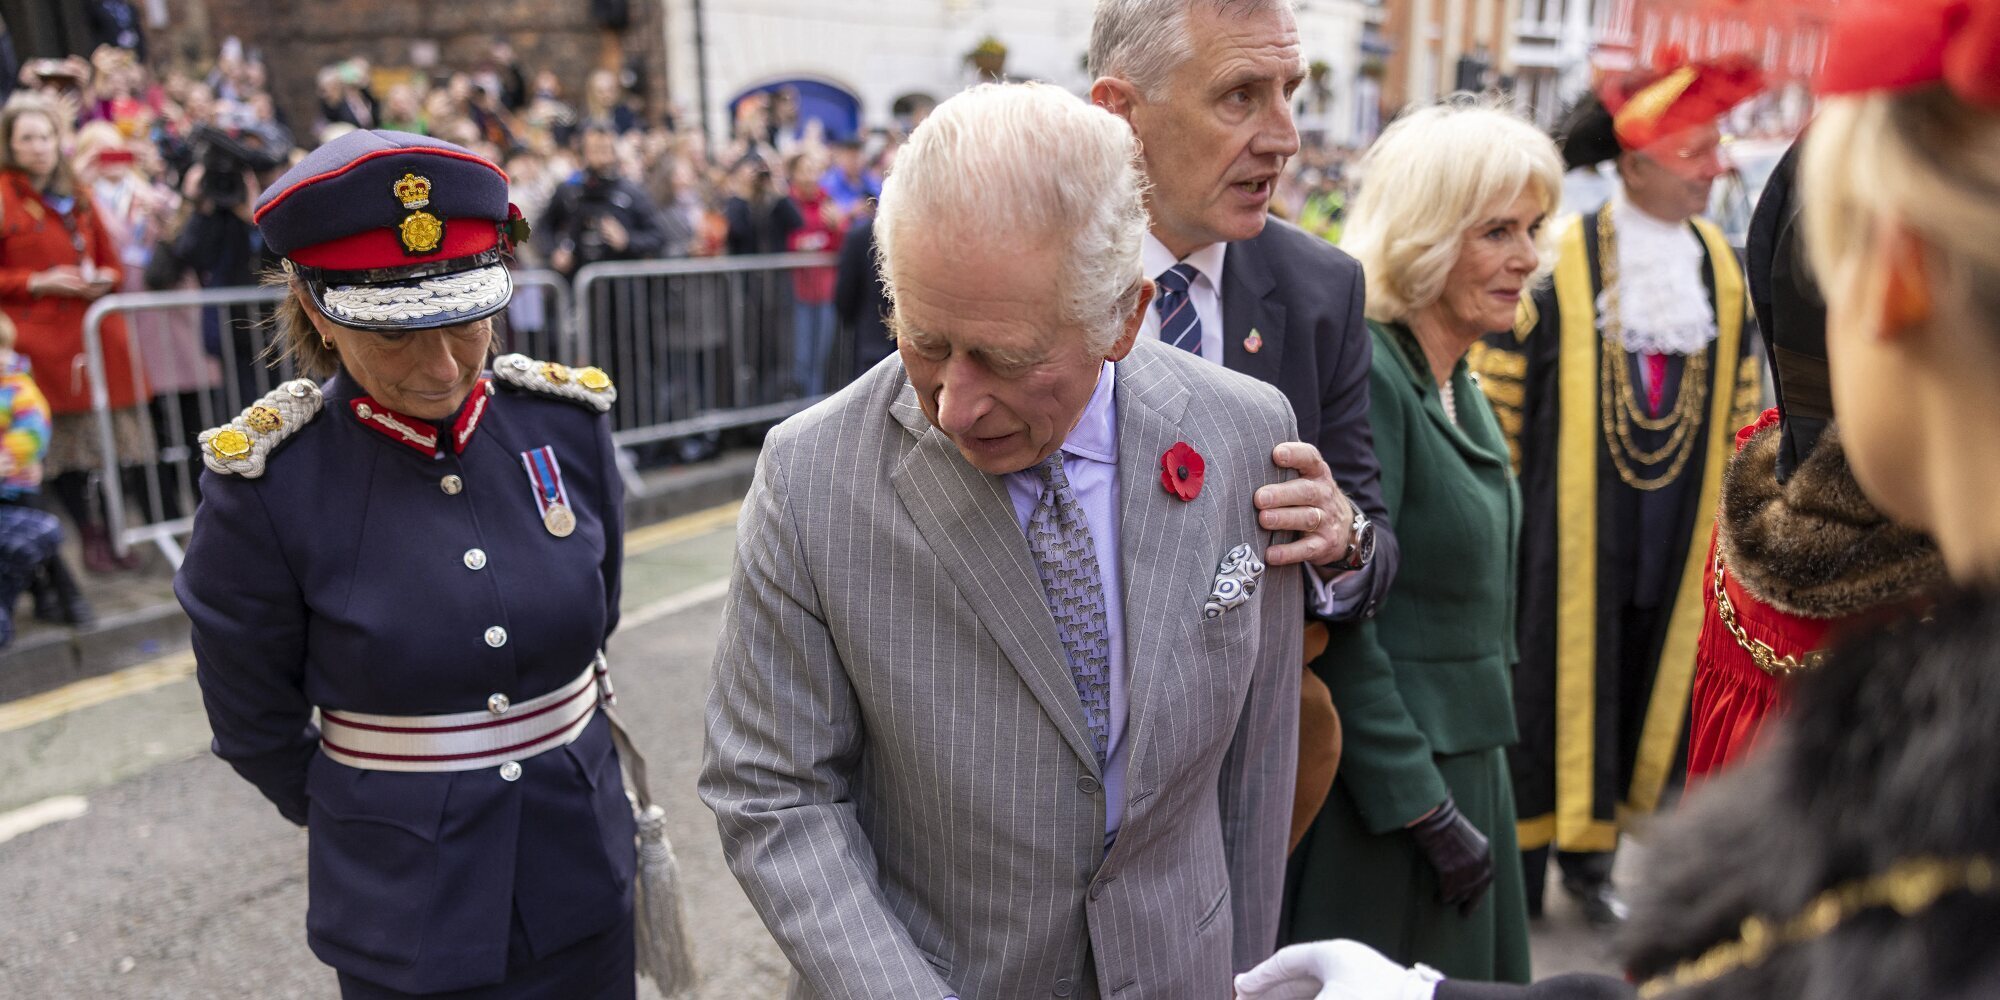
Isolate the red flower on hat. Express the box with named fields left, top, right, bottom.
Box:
left=1161, top=442, right=1205, bottom=502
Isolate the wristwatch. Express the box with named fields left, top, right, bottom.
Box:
left=1340, top=501, right=1376, bottom=572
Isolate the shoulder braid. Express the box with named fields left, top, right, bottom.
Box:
left=198, top=379, right=324, bottom=478
left=491, top=354, right=616, bottom=413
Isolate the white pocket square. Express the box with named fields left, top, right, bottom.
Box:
left=1204, top=543, right=1266, bottom=618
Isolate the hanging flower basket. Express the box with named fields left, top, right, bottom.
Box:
left=967, top=37, right=1008, bottom=81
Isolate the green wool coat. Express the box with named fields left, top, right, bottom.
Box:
left=1281, top=321, right=1533, bottom=982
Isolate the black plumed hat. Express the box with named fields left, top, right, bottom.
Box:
left=1555, top=91, right=1622, bottom=171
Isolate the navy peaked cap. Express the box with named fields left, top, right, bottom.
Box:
left=253, top=130, right=511, bottom=260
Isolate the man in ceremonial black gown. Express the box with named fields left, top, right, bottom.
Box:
left=1469, top=53, right=1766, bottom=925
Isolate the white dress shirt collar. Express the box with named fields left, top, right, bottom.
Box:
left=1140, top=234, right=1229, bottom=363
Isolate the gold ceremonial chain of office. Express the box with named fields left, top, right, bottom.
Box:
left=1637, top=855, right=2000, bottom=998
left=1711, top=547, right=1827, bottom=677
left=1597, top=205, right=1708, bottom=491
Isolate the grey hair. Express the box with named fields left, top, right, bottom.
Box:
left=1088, top=0, right=1297, bottom=98
left=874, top=82, right=1151, bottom=352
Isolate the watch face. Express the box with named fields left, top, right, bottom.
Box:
left=1349, top=512, right=1376, bottom=569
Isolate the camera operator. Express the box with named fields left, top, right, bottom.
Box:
left=538, top=123, right=668, bottom=277
left=166, top=117, right=289, bottom=407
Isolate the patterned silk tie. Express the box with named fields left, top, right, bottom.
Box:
left=1154, top=262, right=1204, bottom=356
left=1025, top=452, right=1112, bottom=764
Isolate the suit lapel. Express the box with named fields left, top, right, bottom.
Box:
left=1220, top=235, right=1289, bottom=387
left=887, top=382, right=1104, bottom=774
left=1112, top=344, right=1218, bottom=792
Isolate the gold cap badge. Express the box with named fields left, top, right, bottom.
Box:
left=393, top=173, right=445, bottom=255
left=393, top=173, right=432, bottom=210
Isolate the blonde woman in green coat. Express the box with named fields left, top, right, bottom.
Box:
left=1278, top=101, right=1565, bottom=982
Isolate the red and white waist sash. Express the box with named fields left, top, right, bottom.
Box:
left=319, top=654, right=610, bottom=773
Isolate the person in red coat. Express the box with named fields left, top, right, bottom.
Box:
left=1686, top=142, right=1943, bottom=783
left=0, top=93, right=152, bottom=572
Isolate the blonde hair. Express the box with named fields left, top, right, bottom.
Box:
left=263, top=273, right=340, bottom=380
left=1801, top=86, right=2000, bottom=355
left=1339, top=99, right=1565, bottom=325
left=73, top=120, right=125, bottom=172
left=874, top=82, right=1151, bottom=352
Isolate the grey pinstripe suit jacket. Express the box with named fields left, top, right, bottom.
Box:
left=700, top=338, right=1304, bottom=1000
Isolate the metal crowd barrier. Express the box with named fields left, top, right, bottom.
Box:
left=81, top=269, right=573, bottom=566
left=570, top=252, right=854, bottom=495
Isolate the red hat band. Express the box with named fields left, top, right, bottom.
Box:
left=288, top=220, right=501, bottom=272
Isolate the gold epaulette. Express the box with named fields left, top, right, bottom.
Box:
left=199, top=379, right=324, bottom=478
left=492, top=354, right=616, bottom=413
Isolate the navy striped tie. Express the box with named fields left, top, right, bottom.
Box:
left=1154, top=263, right=1204, bottom=356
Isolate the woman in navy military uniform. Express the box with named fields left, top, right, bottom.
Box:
left=173, top=130, right=635, bottom=998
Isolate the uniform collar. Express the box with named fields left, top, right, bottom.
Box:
left=338, top=372, right=496, bottom=457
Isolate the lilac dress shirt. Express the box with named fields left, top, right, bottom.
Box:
left=1002, top=361, right=1130, bottom=842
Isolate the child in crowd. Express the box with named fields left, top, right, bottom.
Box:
left=0, top=313, right=80, bottom=645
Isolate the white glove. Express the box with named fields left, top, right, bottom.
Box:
left=1234, top=940, right=1444, bottom=1000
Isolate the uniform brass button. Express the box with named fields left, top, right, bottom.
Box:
left=485, top=626, right=508, bottom=648
left=1076, top=775, right=1101, bottom=794
left=464, top=548, right=487, bottom=571
left=487, top=693, right=510, bottom=715
left=440, top=475, right=463, bottom=495
left=355, top=403, right=374, bottom=419
left=498, top=761, right=522, bottom=781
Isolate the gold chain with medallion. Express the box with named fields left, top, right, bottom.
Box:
left=1597, top=204, right=1709, bottom=491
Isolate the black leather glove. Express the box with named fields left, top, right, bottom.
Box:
left=1407, top=795, right=1493, bottom=914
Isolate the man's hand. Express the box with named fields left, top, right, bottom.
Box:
left=1234, top=940, right=1442, bottom=1000
left=598, top=215, right=630, bottom=253
left=550, top=246, right=575, bottom=274
left=1258, top=442, right=1355, bottom=567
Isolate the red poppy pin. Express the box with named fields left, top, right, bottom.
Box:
left=1160, top=442, right=1205, bottom=502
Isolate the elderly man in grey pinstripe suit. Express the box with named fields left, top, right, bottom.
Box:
left=700, top=82, right=1306, bottom=1000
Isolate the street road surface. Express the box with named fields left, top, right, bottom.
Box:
left=0, top=502, right=1621, bottom=997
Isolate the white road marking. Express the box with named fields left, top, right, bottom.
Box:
left=0, top=795, right=88, bottom=845
left=621, top=578, right=732, bottom=631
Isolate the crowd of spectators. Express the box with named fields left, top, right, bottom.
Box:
left=0, top=33, right=921, bottom=620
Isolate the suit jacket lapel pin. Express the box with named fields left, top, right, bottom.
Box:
left=1243, top=328, right=1264, bottom=354
left=520, top=445, right=576, bottom=537
left=1204, top=543, right=1266, bottom=618
left=1160, top=441, right=1205, bottom=501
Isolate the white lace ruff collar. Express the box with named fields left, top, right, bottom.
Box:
left=1596, top=191, right=1717, bottom=356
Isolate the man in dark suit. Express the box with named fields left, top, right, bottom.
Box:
left=1088, top=0, right=1396, bottom=617
left=1089, top=0, right=1396, bottom=882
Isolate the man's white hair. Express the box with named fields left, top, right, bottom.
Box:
left=875, top=83, right=1150, bottom=352
left=1088, top=0, right=1297, bottom=98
